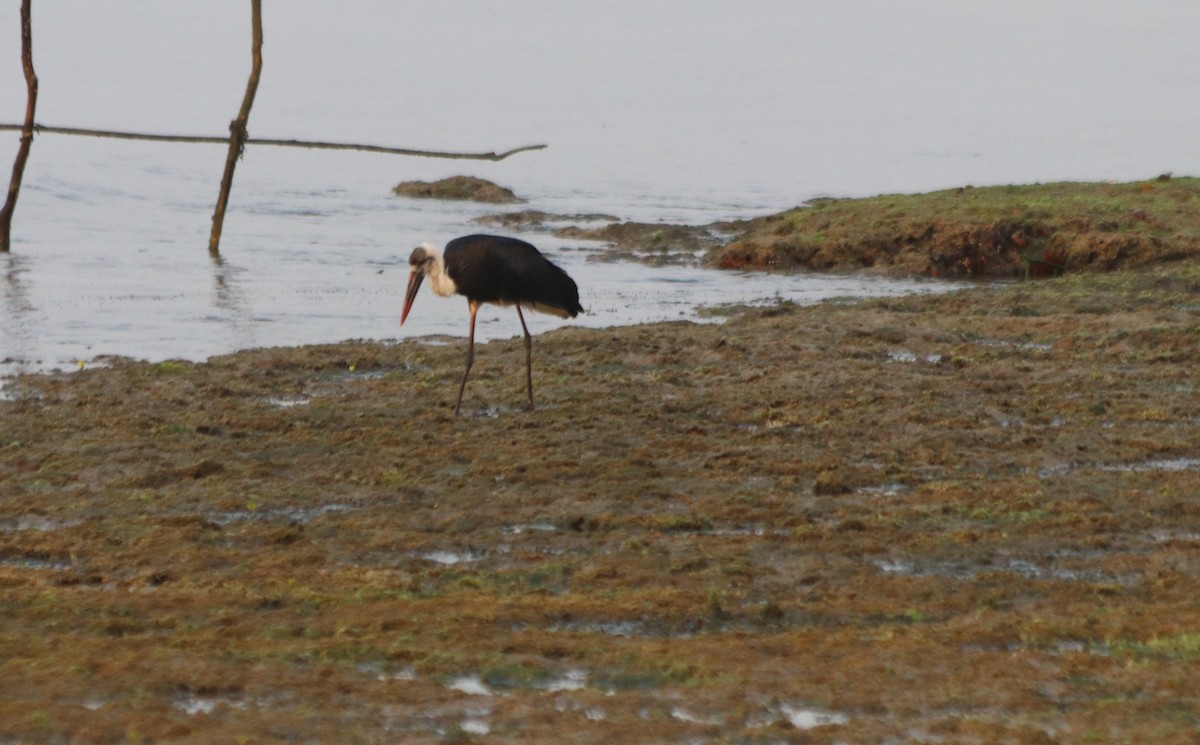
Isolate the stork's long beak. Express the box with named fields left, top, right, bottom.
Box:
left=401, top=270, right=423, bottom=325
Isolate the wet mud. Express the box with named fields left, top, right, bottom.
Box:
left=2, top=262, right=1199, bottom=743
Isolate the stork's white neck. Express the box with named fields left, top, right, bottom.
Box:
left=418, top=242, right=458, bottom=298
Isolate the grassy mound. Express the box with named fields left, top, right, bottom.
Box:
left=709, top=177, right=1200, bottom=277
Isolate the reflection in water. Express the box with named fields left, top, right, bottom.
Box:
left=1, top=253, right=35, bottom=376
left=210, top=253, right=240, bottom=313
left=210, top=253, right=256, bottom=353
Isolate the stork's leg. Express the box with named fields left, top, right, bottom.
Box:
left=455, top=300, right=481, bottom=416
left=516, top=303, right=534, bottom=410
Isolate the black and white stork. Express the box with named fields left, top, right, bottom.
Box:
left=400, top=234, right=583, bottom=415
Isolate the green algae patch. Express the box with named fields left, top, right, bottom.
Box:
left=2, top=261, right=1200, bottom=742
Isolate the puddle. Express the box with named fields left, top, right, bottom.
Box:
left=549, top=619, right=648, bottom=638
left=1038, top=457, right=1200, bottom=479
left=177, top=696, right=219, bottom=716
left=442, top=669, right=590, bottom=700
left=1105, top=457, right=1200, bottom=473
left=1004, top=559, right=1105, bottom=583
left=502, top=523, right=558, bottom=535
left=856, top=483, right=911, bottom=498
left=358, top=662, right=416, bottom=682
left=779, top=704, right=849, bottom=730
left=1036, top=463, right=1074, bottom=478
left=875, top=559, right=915, bottom=575
left=420, top=548, right=487, bottom=565
left=546, top=616, right=723, bottom=639
left=966, top=639, right=1116, bottom=657
left=174, top=694, right=248, bottom=716
left=671, top=707, right=724, bottom=725
left=971, top=337, right=1053, bottom=352
left=1147, top=529, right=1200, bottom=543
left=0, top=556, right=72, bottom=571
left=447, top=675, right=492, bottom=696
left=0, top=515, right=84, bottom=532
left=698, top=525, right=766, bottom=537
left=1051, top=640, right=1090, bottom=655
left=873, top=553, right=1139, bottom=585
left=206, top=502, right=356, bottom=526
left=540, top=669, right=588, bottom=692
left=887, top=350, right=942, bottom=364
left=338, top=368, right=392, bottom=381
left=264, top=396, right=310, bottom=409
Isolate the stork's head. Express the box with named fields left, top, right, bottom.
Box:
left=401, top=242, right=440, bottom=325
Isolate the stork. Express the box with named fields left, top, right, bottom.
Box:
left=401, top=234, right=583, bottom=415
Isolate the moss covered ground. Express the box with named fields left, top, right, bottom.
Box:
left=2, top=253, right=1199, bottom=742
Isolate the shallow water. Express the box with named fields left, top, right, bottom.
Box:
left=0, top=229, right=955, bottom=381
left=2, top=2, right=1197, bottom=380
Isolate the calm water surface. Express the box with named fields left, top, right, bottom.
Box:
left=2, top=2, right=1197, bottom=379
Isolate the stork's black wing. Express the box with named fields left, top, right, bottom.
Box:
left=444, top=234, right=583, bottom=317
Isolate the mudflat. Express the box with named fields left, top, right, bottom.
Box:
left=2, top=256, right=1198, bottom=743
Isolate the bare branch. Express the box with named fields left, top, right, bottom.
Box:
left=0, top=124, right=548, bottom=162
left=0, top=0, right=38, bottom=252
left=247, top=138, right=548, bottom=161
left=209, top=0, right=264, bottom=256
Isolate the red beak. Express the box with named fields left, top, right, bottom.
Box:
left=401, top=270, right=423, bottom=325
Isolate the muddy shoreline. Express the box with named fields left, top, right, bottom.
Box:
left=2, top=259, right=1199, bottom=742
